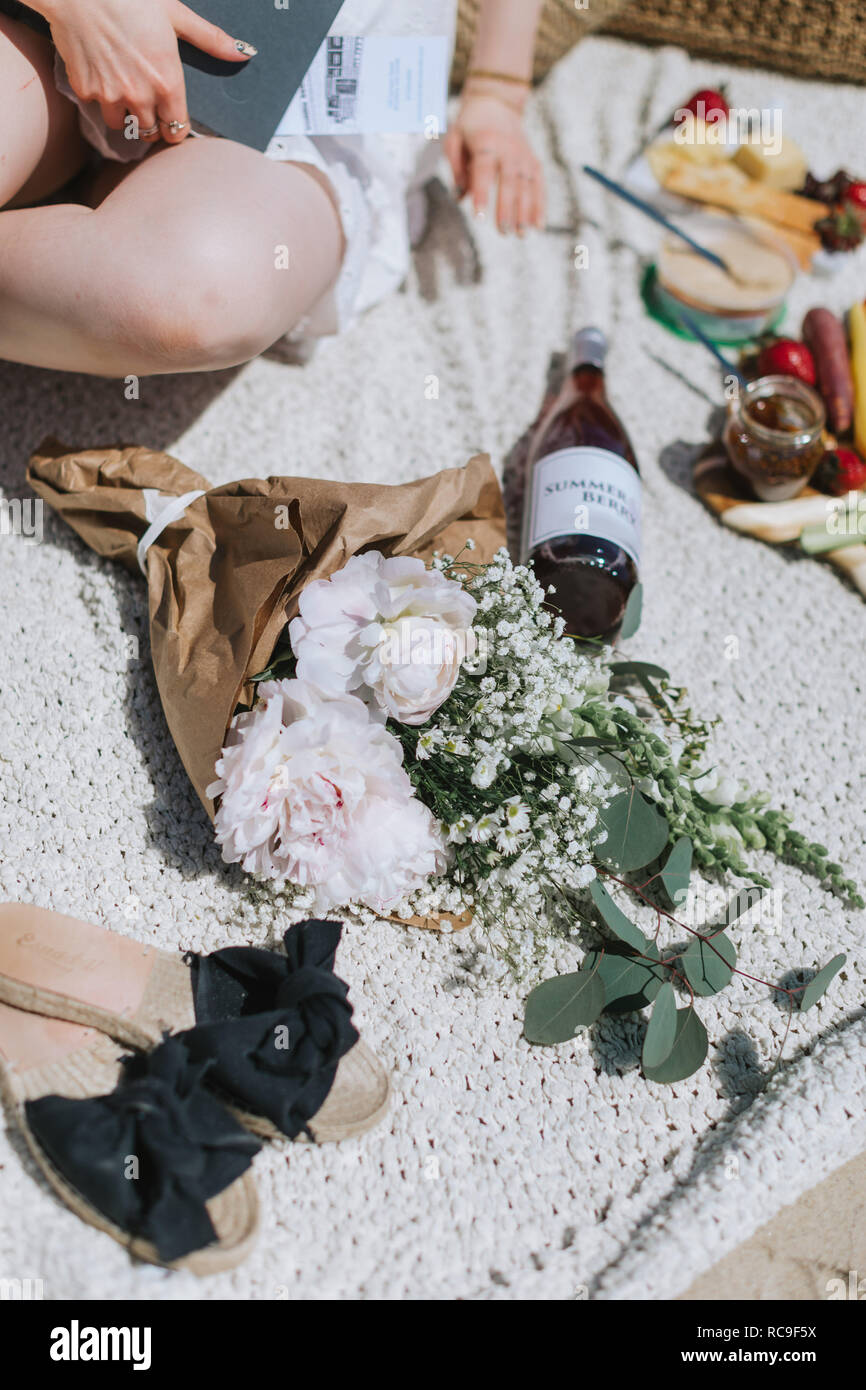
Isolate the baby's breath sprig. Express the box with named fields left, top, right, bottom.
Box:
left=237, top=544, right=856, bottom=1083
left=251, top=549, right=860, bottom=972
left=391, top=549, right=861, bottom=961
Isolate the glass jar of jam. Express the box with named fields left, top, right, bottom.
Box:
left=724, top=374, right=826, bottom=501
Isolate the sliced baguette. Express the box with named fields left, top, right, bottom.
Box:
left=662, top=162, right=828, bottom=235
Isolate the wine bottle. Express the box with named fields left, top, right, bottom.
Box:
left=520, top=327, right=641, bottom=643
left=503, top=350, right=567, bottom=557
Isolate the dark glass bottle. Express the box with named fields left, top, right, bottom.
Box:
left=520, top=327, right=641, bottom=643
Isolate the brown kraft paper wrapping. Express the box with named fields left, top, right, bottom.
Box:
left=28, top=441, right=507, bottom=931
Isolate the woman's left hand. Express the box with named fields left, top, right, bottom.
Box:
left=444, top=91, right=545, bottom=235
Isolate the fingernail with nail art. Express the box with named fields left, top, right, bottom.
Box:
left=236, top=41, right=258, bottom=57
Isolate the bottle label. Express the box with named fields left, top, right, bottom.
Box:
left=524, top=446, right=641, bottom=566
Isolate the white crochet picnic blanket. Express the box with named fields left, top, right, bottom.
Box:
left=1, top=36, right=864, bottom=1301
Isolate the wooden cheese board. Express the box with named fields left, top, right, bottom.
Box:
left=693, top=451, right=866, bottom=598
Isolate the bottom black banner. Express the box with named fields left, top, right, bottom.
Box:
left=1, top=1296, right=860, bottom=1375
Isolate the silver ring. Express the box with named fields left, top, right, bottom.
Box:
left=160, top=118, right=189, bottom=134
left=138, top=123, right=160, bottom=138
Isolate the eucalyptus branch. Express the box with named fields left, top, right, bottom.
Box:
left=599, top=868, right=808, bottom=1003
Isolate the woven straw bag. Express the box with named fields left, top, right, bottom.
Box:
left=453, top=0, right=866, bottom=88
left=604, top=0, right=866, bottom=85
left=451, top=0, right=626, bottom=89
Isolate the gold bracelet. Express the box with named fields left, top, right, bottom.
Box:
left=466, top=68, right=532, bottom=87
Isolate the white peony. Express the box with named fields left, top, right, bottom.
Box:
left=289, top=551, right=478, bottom=726
left=207, top=678, right=447, bottom=912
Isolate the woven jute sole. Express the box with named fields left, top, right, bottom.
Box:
left=0, top=903, right=390, bottom=1144
left=0, top=1014, right=259, bottom=1274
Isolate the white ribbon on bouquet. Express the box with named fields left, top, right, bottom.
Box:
left=137, top=488, right=207, bottom=575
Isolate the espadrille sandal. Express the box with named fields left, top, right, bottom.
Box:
left=0, top=905, right=389, bottom=1144
left=0, top=1004, right=260, bottom=1272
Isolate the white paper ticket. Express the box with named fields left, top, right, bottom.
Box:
left=274, top=35, right=449, bottom=138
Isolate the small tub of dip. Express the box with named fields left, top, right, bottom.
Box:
left=654, top=213, right=797, bottom=344
left=724, top=374, right=826, bottom=501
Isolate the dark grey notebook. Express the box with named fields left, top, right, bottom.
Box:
left=180, top=0, right=346, bottom=150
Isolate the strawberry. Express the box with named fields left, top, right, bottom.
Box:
left=675, top=87, right=729, bottom=127
left=845, top=181, right=866, bottom=223
left=814, top=448, right=866, bottom=497
left=756, top=338, right=817, bottom=386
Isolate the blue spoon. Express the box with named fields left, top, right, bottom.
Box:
left=582, top=164, right=730, bottom=274
left=674, top=310, right=748, bottom=387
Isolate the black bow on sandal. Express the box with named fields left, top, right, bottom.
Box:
left=1, top=1024, right=261, bottom=1272
left=0, top=911, right=391, bottom=1146
left=179, top=919, right=371, bottom=1140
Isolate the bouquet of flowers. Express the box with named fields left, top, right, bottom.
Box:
left=212, top=544, right=858, bottom=1084
left=30, top=443, right=859, bottom=1086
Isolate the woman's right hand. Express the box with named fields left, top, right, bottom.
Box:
left=33, top=0, right=256, bottom=144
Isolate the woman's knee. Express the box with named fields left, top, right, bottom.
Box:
left=86, top=141, right=345, bottom=374
left=120, top=225, right=295, bottom=372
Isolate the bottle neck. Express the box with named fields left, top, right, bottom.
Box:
left=569, top=363, right=607, bottom=399
left=569, top=327, right=608, bottom=372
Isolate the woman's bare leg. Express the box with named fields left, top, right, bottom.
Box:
left=0, top=13, right=87, bottom=208
left=0, top=140, right=345, bottom=375
left=0, top=139, right=345, bottom=375
left=0, top=21, right=345, bottom=376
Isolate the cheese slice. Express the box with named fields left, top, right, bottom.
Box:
left=733, top=136, right=809, bottom=193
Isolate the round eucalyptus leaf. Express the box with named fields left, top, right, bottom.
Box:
left=598, top=947, right=666, bottom=1016
left=681, top=931, right=736, bottom=997
left=642, top=981, right=678, bottom=1070
left=524, top=957, right=605, bottom=1044
left=589, top=877, right=650, bottom=952
left=660, top=836, right=693, bottom=909
left=620, top=582, right=643, bottom=640
left=643, top=1005, right=708, bottom=1084
left=799, top=954, right=846, bottom=1012
left=595, top=789, right=670, bottom=873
